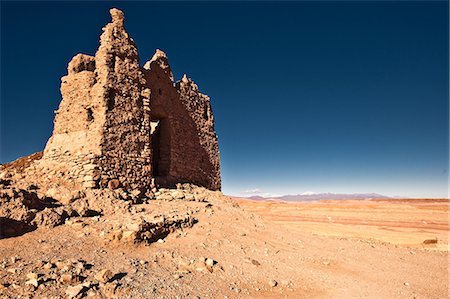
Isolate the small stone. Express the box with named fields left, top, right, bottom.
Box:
left=157, top=239, right=165, bottom=244
left=184, top=193, right=195, bottom=201
left=108, top=179, right=120, bottom=190
left=75, top=261, right=85, bottom=270
left=268, top=280, right=277, bottom=287
left=404, top=282, right=410, bottom=286
left=46, top=188, right=58, bottom=199
left=171, top=190, right=184, bottom=199
left=25, top=278, right=39, bottom=288
left=55, top=261, right=66, bottom=270
left=60, top=273, right=74, bottom=284
left=205, top=258, right=215, bottom=267
left=157, top=194, right=173, bottom=201
left=130, top=189, right=142, bottom=198
left=423, top=238, right=438, bottom=244
left=194, top=193, right=206, bottom=202
left=10, top=256, right=20, bottom=263
left=121, top=230, right=136, bottom=242
left=26, top=272, right=38, bottom=280
left=66, top=284, right=85, bottom=298
left=95, top=269, right=114, bottom=283
left=251, top=259, right=260, bottom=266
left=194, top=262, right=208, bottom=272
left=71, top=198, right=90, bottom=217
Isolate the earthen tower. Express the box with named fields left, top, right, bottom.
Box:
left=42, top=8, right=221, bottom=192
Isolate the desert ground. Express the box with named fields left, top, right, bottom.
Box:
left=238, top=197, right=449, bottom=251
left=1, top=187, right=448, bottom=298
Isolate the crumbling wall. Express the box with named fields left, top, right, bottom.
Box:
left=176, top=76, right=221, bottom=190
left=41, top=8, right=220, bottom=193
left=94, top=9, right=151, bottom=191
left=42, top=53, right=103, bottom=188
left=143, top=51, right=221, bottom=190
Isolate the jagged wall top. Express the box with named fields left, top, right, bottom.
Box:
left=42, top=8, right=221, bottom=192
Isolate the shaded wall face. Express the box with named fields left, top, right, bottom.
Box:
left=143, top=60, right=221, bottom=190
left=176, top=79, right=221, bottom=190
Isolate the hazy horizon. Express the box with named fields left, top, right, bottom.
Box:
left=1, top=1, right=448, bottom=198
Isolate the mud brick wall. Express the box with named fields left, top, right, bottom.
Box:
left=176, top=76, right=221, bottom=190
left=143, top=51, right=221, bottom=190
left=94, top=9, right=151, bottom=191
left=42, top=8, right=220, bottom=192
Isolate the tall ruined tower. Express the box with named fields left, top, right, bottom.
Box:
left=42, top=8, right=221, bottom=192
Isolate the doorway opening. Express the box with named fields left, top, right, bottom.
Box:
left=151, top=118, right=170, bottom=177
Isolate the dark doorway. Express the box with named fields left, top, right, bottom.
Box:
left=151, top=118, right=170, bottom=177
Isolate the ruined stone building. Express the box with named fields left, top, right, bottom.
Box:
left=42, top=8, right=221, bottom=192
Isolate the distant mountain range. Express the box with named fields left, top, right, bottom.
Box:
left=247, top=193, right=389, bottom=202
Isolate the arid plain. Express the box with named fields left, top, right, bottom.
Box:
left=1, top=187, right=448, bottom=298
left=238, top=197, right=449, bottom=251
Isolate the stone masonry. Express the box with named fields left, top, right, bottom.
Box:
left=42, top=8, right=221, bottom=193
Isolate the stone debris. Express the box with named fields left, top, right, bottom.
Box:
left=24, top=278, right=38, bottom=288
left=0, top=6, right=225, bottom=241
left=205, top=258, right=215, bottom=267
left=95, top=269, right=114, bottom=283
left=0, top=257, right=128, bottom=298
left=25, top=272, right=38, bottom=280
left=59, top=273, right=74, bottom=284
left=176, top=257, right=219, bottom=274
left=0, top=178, right=77, bottom=238
left=65, top=284, right=85, bottom=298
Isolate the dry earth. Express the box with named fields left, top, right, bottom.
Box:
left=1, top=191, right=448, bottom=298
left=237, top=198, right=449, bottom=251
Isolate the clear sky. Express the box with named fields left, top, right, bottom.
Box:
left=1, top=1, right=448, bottom=198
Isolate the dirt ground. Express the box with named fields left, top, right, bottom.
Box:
left=1, top=195, right=448, bottom=298
left=238, top=198, right=449, bottom=251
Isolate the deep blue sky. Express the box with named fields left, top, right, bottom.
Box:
left=1, top=1, right=448, bottom=197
